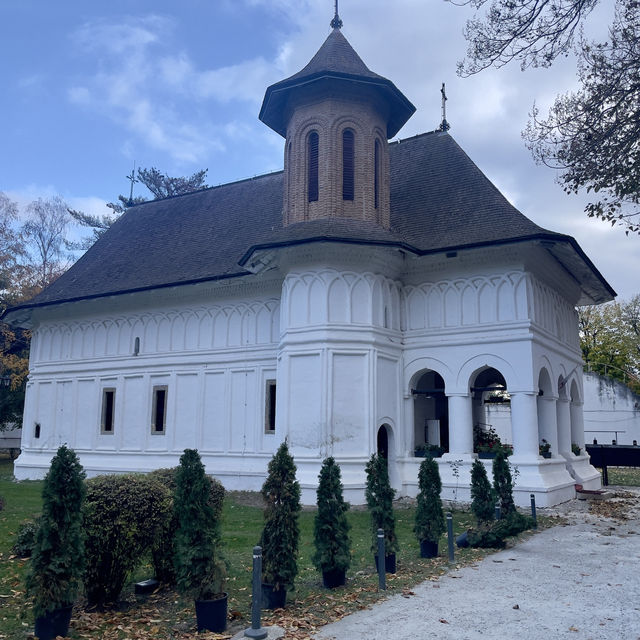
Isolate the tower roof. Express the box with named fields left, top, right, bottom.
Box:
left=259, top=28, right=415, bottom=138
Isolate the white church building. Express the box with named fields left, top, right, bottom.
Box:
left=4, top=17, right=615, bottom=506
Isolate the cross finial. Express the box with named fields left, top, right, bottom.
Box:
left=126, top=162, right=138, bottom=206
left=330, top=0, right=343, bottom=29
left=439, top=83, right=450, bottom=132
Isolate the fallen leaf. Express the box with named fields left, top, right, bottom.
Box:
left=439, top=619, right=449, bottom=624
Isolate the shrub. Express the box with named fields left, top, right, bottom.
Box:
left=365, top=454, right=398, bottom=555
left=174, top=450, right=225, bottom=600
left=492, top=449, right=516, bottom=517
left=414, top=457, right=445, bottom=544
left=148, top=467, right=225, bottom=584
left=312, top=457, right=351, bottom=575
left=470, top=459, right=496, bottom=525
left=261, top=442, right=301, bottom=591
left=84, top=474, right=172, bottom=607
left=13, top=518, right=40, bottom=558
left=467, top=511, right=534, bottom=548
left=25, top=445, right=86, bottom=618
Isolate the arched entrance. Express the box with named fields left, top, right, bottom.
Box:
left=471, top=367, right=512, bottom=452
left=412, top=370, right=448, bottom=454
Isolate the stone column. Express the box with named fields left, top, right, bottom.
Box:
left=446, top=394, right=474, bottom=456
left=537, top=394, right=559, bottom=456
left=570, top=400, right=585, bottom=449
left=510, top=392, right=539, bottom=460
left=556, top=397, right=572, bottom=457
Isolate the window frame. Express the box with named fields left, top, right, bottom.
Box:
left=100, top=387, right=116, bottom=435
left=342, top=128, right=355, bottom=201
left=307, top=131, right=319, bottom=202
left=151, top=385, right=168, bottom=435
left=265, top=379, right=276, bottom=434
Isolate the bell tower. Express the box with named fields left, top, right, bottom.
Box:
left=259, top=13, right=415, bottom=228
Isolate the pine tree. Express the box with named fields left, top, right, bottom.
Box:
left=470, top=459, right=496, bottom=525
left=174, top=449, right=225, bottom=600
left=261, top=442, right=301, bottom=591
left=26, top=445, right=86, bottom=617
left=414, top=457, right=446, bottom=544
left=492, top=449, right=516, bottom=517
left=365, top=454, right=398, bottom=555
left=312, top=457, right=351, bottom=576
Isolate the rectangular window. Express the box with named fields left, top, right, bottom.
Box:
left=265, top=380, right=276, bottom=433
left=101, top=388, right=116, bottom=434
left=308, top=131, right=319, bottom=202
left=151, top=386, right=168, bottom=434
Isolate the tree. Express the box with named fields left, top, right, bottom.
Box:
left=260, top=441, right=301, bottom=594
left=312, top=457, right=351, bottom=583
left=413, top=457, right=446, bottom=547
left=22, top=196, right=70, bottom=288
left=365, top=453, right=398, bottom=557
left=450, top=0, right=640, bottom=234
left=492, top=449, right=516, bottom=517
left=26, top=446, right=86, bottom=618
left=470, top=459, right=496, bottom=525
left=579, top=295, right=640, bottom=391
left=68, top=167, right=209, bottom=248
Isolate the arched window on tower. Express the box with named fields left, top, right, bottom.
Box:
left=374, top=139, right=381, bottom=209
left=307, top=131, right=319, bottom=202
left=342, top=129, right=354, bottom=200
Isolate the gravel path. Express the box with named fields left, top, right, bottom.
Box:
left=313, top=488, right=640, bottom=640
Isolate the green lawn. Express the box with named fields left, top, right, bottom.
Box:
left=0, top=455, right=551, bottom=640
left=600, top=466, right=640, bottom=487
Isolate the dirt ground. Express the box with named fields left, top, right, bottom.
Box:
left=313, top=487, right=640, bottom=640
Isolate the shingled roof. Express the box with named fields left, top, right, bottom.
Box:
left=3, top=131, right=614, bottom=323
left=259, top=28, right=415, bottom=138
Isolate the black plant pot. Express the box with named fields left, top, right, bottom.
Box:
left=541, top=451, right=552, bottom=459
left=478, top=452, right=497, bottom=459
left=456, top=531, right=470, bottom=548
left=195, top=593, right=228, bottom=633
left=374, top=553, right=396, bottom=574
left=261, top=583, right=287, bottom=609
left=322, top=568, right=346, bottom=589
left=419, top=540, right=439, bottom=558
left=34, top=604, right=73, bottom=640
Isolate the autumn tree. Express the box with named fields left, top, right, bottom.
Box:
left=449, top=0, right=640, bottom=234
left=69, top=167, right=209, bottom=248
left=579, top=295, right=640, bottom=391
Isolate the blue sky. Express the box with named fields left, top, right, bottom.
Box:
left=2, top=0, right=636, bottom=299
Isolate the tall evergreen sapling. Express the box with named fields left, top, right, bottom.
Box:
left=365, top=454, right=398, bottom=555
left=414, top=457, right=446, bottom=544
left=470, top=459, right=496, bottom=525
left=492, top=449, right=516, bottom=517
left=26, top=445, right=86, bottom=617
left=261, top=442, right=301, bottom=591
left=312, top=457, right=351, bottom=576
left=174, top=449, right=225, bottom=600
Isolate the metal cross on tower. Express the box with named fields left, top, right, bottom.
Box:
left=330, top=0, right=343, bottom=29
left=126, top=162, right=138, bottom=206
left=439, top=83, right=451, bottom=132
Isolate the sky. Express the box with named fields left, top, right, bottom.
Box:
left=1, top=0, right=637, bottom=300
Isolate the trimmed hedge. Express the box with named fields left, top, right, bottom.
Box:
left=83, top=474, right=172, bottom=607
left=148, top=467, right=225, bottom=584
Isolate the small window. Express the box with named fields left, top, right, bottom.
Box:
left=342, top=129, right=354, bottom=200
left=308, top=131, right=319, bottom=202
left=151, top=386, right=168, bottom=434
left=34, top=422, right=41, bottom=439
left=265, top=380, right=276, bottom=433
left=374, top=139, right=381, bottom=209
left=101, top=388, right=116, bottom=434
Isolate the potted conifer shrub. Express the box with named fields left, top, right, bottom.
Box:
left=174, top=449, right=227, bottom=633
left=260, top=441, right=301, bottom=608
left=492, top=449, right=516, bottom=517
left=312, top=457, right=351, bottom=588
left=365, top=453, right=398, bottom=573
left=414, top=457, right=445, bottom=558
left=471, top=459, right=496, bottom=526
left=26, top=445, right=86, bottom=640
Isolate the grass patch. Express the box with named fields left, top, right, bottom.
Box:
left=0, top=456, right=557, bottom=640
left=599, top=466, right=640, bottom=487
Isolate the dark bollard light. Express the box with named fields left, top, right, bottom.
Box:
left=446, top=512, right=455, bottom=563
left=495, top=503, right=501, bottom=520
left=377, top=528, right=386, bottom=591
left=530, top=494, right=537, bottom=530
left=245, top=546, right=268, bottom=640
